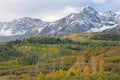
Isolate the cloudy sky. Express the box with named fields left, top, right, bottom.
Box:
left=0, top=0, right=120, bottom=22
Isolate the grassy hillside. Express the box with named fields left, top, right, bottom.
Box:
left=0, top=33, right=120, bottom=80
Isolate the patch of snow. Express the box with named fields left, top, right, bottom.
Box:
left=99, top=12, right=103, bottom=15
left=107, top=21, right=116, bottom=24
left=58, top=27, right=62, bottom=30
left=50, top=22, right=56, bottom=26
left=0, top=25, right=26, bottom=36
left=0, top=26, right=13, bottom=36
left=16, top=31, right=26, bottom=35
left=87, top=24, right=117, bottom=32
left=37, top=27, right=44, bottom=32
left=115, top=12, right=120, bottom=15
left=47, top=30, right=55, bottom=35
left=69, top=13, right=75, bottom=19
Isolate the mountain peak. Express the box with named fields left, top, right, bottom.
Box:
left=104, top=11, right=116, bottom=15
left=84, top=6, right=94, bottom=9
left=102, top=10, right=116, bottom=22
left=82, top=6, right=96, bottom=12
left=12, top=17, right=42, bottom=22
left=79, top=6, right=98, bottom=15
left=0, top=6, right=120, bottom=43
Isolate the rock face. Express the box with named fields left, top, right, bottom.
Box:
left=0, top=6, right=120, bottom=43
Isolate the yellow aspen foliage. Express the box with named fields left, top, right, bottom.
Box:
left=99, top=60, right=105, bottom=73
left=75, top=69, right=80, bottom=76
left=58, top=69, right=64, bottom=77
left=53, top=71, right=58, bottom=78
left=97, top=77, right=103, bottom=80
left=71, top=60, right=80, bottom=75
left=46, top=71, right=57, bottom=78
left=8, top=59, right=18, bottom=65
left=66, top=67, right=76, bottom=76
left=83, top=66, right=91, bottom=74
left=40, top=47, right=59, bottom=54
left=45, top=73, right=50, bottom=79
left=76, top=57, right=81, bottom=70
left=72, top=61, right=80, bottom=69
left=45, top=71, right=56, bottom=78
left=38, top=72, right=44, bottom=80
left=84, top=77, right=90, bottom=80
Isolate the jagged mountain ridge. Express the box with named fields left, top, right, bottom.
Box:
left=0, top=6, right=120, bottom=42
left=31, top=6, right=119, bottom=37
left=0, top=17, right=44, bottom=36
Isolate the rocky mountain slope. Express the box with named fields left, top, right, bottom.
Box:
left=0, top=6, right=120, bottom=43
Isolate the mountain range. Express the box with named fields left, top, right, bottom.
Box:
left=0, top=6, right=120, bottom=43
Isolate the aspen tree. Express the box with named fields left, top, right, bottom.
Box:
left=91, top=56, right=97, bottom=74
left=80, top=57, right=85, bottom=73
left=83, top=65, right=90, bottom=74
left=61, top=57, right=64, bottom=70
left=99, top=60, right=105, bottom=73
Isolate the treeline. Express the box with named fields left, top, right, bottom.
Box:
left=8, top=36, right=74, bottom=45
left=91, top=32, right=120, bottom=41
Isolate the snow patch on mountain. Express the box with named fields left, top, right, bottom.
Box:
left=0, top=17, right=43, bottom=36
left=0, top=26, right=13, bottom=36
left=36, top=26, right=45, bottom=32
left=87, top=24, right=117, bottom=32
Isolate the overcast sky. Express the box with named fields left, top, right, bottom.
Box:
left=0, top=0, right=120, bottom=22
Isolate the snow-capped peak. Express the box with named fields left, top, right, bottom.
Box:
left=102, top=11, right=116, bottom=22
left=0, top=17, right=44, bottom=36
left=0, top=6, right=120, bottom=43
left=78, top=6, right=98, bottom=16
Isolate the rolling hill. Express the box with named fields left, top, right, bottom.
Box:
left=0, top=32, right=120, bottom=80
